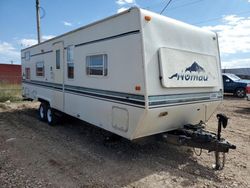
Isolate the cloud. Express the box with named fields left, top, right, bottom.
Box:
left=0, top=42, right=20, bottom=64
left=116, top=0, right=136, bottom=13
left=62, top=21, right=73, bottom=26
left=19, top=39, right=37, bottom=48
left=19, top=35, right=56, bottom=48
left=116, top=0, right=135, bottom=5
left=222, top=58, right=250, bottom=68
left=117, top=7, right=129, bottom=13
left=42, top=35, right=55, bottom=41
left=202, top=15, right=250, bottom=55
left=202, top=15, right=250, bottom=68
left=0, top=34, right=55, bottom=64
left=0, top=42, right=15, bottom=52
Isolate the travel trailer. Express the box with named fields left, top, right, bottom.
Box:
left=22, top=7, right=223, bottom=140
left=22, top=8, right=237, bottom=169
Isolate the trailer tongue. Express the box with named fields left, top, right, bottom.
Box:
left=161, top=114, right=236, bottom=170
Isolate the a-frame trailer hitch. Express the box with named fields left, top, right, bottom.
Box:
left=161, top=114, right=236, bottom=170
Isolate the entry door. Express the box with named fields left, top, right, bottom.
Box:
left=52, top=41, right=64, bottom=111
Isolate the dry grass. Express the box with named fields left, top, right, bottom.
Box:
left=0, top=84, right=22, bottom=102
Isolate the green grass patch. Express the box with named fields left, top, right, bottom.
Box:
left=0, top=84, right=22, bottom=102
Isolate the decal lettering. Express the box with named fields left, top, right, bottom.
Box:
left=169, top=62, right=209, bottom=82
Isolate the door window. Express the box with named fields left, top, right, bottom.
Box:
left=67, top=45, right=74, bottom=79
left=36, top=61, right=44, bottom=76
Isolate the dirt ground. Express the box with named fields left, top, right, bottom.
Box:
left=0, top=96, right=249, bottom=188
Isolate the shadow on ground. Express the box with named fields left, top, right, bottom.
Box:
left=234, top=107, right=250, bottom=115
left=0, top=106, right=221, bottom=187
left=223, top=94, right=246, bottom=100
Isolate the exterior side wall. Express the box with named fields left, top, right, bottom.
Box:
left=22, top=8, right=146, bottom=139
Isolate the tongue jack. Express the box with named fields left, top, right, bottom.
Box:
left=214, top=114, right=229, bottom=170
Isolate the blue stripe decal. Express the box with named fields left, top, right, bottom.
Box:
left=23, top=80, right=62, bottom=90
left=23, top=80, right=222, bottom=108
left=22, top=80, right=145, bottom=107
left=25, top=30, right=140, bottom=58
left=148, top=99, right=222, bottom=109
left=148, top=91, right=222, bottom=108
left=64, top=84, right=144, bottom=101
left=75, top=30, right=140, bottom=47
left=65, top=90, right=144, bottom=108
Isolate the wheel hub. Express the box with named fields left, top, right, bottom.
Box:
left=40, top=106, right=44, bottom=118
left=47, top=109, right=52, bottom=122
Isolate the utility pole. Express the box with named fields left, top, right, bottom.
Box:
left=36, top=0, right=41, bottom=43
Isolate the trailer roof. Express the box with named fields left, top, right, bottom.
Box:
left=21, top=7, right=137, bottom=51
left=22, top=7, right=215, bottom=52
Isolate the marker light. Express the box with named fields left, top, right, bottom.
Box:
left=135, top=85, right=141, bottom=91
left=144, top=16, right=151, bottom=21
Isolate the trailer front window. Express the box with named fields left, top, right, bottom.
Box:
left=86, top=54, right=107, bottom=76
left=36, top=61, right=44, bottom=77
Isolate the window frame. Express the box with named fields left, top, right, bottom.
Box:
left=86, top=54, right=108, bottom=77
left=56, top=49, right=60, bottom=69
left=67, top=63, right=74, bottom=79
left=36, top=61, right=45, bottom=77
left=67, top=45, right=74, bottom=63
left=67, top=45, right=74, bottom=79
left=24, top=51, right=30, bottom=61
left=25, top=67, right=31, bottom=80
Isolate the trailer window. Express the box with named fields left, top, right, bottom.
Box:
left=36, top=61, right=44, bottom=77
left=56, top=50, right=60, bottom=69
left=68, top=63, right=74, bottom=79
left=25, top=67, right=30, bottom=80
left=67, top=45, right=74, bottom=62
left=25, top=51, right=30, bottom=61
left=86, top=54, right=107, bottom=76
left=67, top=45, right=74, bottom=79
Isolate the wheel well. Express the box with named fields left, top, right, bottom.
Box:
left=235, top=87, right=246, bottom=92
left=38, top=98, right=50, bottom=106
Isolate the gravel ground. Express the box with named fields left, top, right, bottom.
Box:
left=0, top=96, right=249, bottom=188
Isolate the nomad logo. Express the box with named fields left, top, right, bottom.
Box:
left=169, top=62, right=208, bottom=81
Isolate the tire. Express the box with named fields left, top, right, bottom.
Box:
left=38, top=103, right=47, bottom=121
left=46, top=106, right=58, bottom=126
left=235, top=88, right=246, bottom=98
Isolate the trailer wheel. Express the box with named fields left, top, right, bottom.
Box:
left=46, top=106, right=58, bottom=126
left=38, top=103, right=47, bottom=121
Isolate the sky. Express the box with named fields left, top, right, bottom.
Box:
left=0, top=0, right=250, bottom=68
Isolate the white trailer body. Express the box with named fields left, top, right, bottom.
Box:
left=21, top=8, right=223, bottom=140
